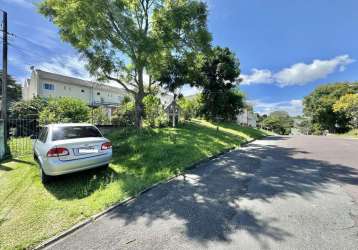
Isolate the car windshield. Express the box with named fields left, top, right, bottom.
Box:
left=52, top=126, right=102, bottom=141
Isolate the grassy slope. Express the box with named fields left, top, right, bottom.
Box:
left=339, top=129, right=358, bottom=138
left=0, top=120, right=268, bottom=250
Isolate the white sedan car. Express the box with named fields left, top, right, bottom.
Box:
left=33, top=123, right=112, bottom=183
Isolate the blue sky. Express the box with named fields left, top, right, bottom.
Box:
left=1, top=0, right=358, bottom=116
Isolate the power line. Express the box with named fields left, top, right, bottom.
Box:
left=8, top=42, right=49, bottom=59
left=1, top=29, right=55, bottom=52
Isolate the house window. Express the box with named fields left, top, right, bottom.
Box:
left=64, top=86, right=66, bottom=90
left=81, top=89, right=85, bottom=93
left=97, top=92, right=100, bottom=96
left=43, top=83, right=54, bottom=90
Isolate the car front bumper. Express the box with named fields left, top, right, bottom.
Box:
left=42, top=150, right=112, bottom=176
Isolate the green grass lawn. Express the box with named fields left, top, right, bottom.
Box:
left=8, top=137, right=33, bottom=157
left=0, top=120, right=268, bottom=250
left=335, top=129, right=358, bottom=138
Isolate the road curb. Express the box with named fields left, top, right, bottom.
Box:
left=33, top=138, right=258, bottom=250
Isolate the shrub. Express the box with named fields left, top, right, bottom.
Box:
left=10, top=97, right=48, bottom=119
left=112, top=97, right=136, bottom=127
left=262, top=111, right=294, bottom=135
left=143, top=95, right=168, bottom=127
left=178, top=96, right=202, bottom=120
left=90, top=107, right=110, bottom=125
left=39, top=97, right=90, bottom=124
left=333, top=93, right=358, bottom=128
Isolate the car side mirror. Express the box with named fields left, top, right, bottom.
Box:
left=30, top=134, right=38, bottom=140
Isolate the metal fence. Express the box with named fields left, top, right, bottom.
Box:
left=4, top=118, right=130, bottom=158
left=7, top=119, right=40, bottom=158
left=4, top=117, right=182, bottom=159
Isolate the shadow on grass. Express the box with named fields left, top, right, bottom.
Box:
left=206, top=120, right=269, bottom=139
left=0, top=164, right=13, bottom=172
left=44, top=122, right=248, bottom=200
left=40, top=130, right=358, bottom=248
left=0, top=158, right=36, bottom=172
left=45, top=167, right=120, bottom=200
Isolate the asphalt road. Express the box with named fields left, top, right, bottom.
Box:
left=46, top=136, right=358, bottom=250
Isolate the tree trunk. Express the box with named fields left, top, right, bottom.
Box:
left=135, top=95, right=144, bottom=128
left=135, top=67, right=145, bottom=128
left=172, top=94, right=176, bottom=128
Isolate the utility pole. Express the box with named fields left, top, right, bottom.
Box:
left=1, top=10, right=8, bottom=144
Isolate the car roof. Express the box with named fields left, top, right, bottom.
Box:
left=47, top=123, right=95, bottom=127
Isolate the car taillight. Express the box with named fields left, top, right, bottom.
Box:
left=47, top=147, right=70, bottom=157
left=101, top=142, right=112, bottom=150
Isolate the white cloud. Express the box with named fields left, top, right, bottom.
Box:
left=241, top=69, right=273, bottom=85
left=180, top=85, right=201, bottom=96
left=249, top=99, right=303, bottom=116
left=274, top=55, right=354, bottom=86
left=290, top=99, right=302, bottom=107
left=241, top=55, right=355, bottom=87
left=37, top=55, right=92, bottom=80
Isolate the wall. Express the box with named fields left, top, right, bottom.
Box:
left=22, top=70, right=125, bottom=106
left=38, top=78, right=93, bottom=104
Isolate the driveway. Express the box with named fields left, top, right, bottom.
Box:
left=45, top=136, right=358, bottom=249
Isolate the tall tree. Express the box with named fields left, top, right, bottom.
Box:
left=303, top=83, right=358, bottom=133
left=194, top=47, right=243, bottom=121
left=39, top=0, right=211, bottom=128
left=262, top=111, right=294, bottom=135
left=333, top=93, right=358, bottom=128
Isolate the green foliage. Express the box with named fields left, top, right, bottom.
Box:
left=39, top=97, right=90, bottom=124
left=10, top=96, right=48, bottom=119
left=340, top=128, right=358, bottom=138
left=112, top=97, right=136, bottom=127
left=39, top=0, right=212, bottom=128
left=333, top=93, right=358, bottom=128
left=0, top=70, right=23, bottom=110
left=178, top=95, right=202, bottom=120
left=195, top=47, right=243, bottom=121
left=0, top=119, right=267, bottom=250
left=303, top=83, right=358, bottom=133
left=91, top=107, right=110, bottom=125
left=293, top=117, right=311, bottom=135
left=201, top=89, right=244, bottom=121
left=262, top=111, right=294, bottom=135
left=256, top=113, right=268, bottom=127
left=143, top=95, right=168, bottom=127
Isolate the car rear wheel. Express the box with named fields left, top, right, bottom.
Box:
left=40, top=168, right=52, bottom=184
left=101, top=163, right=109, bottom=169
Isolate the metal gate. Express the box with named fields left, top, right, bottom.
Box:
left=6, top=119, right=40, bottom=158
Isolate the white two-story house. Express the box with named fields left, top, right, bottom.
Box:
left=22, top=67, right=127, bottom=118
left=23, top=67, right=126, bottom=105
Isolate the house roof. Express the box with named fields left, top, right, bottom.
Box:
left=35, top=69, right=126, bottom=95
left=159, top=93, right=174, bottom=108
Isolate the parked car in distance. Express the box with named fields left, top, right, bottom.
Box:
left=32, top=123, right=112, bottom=183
